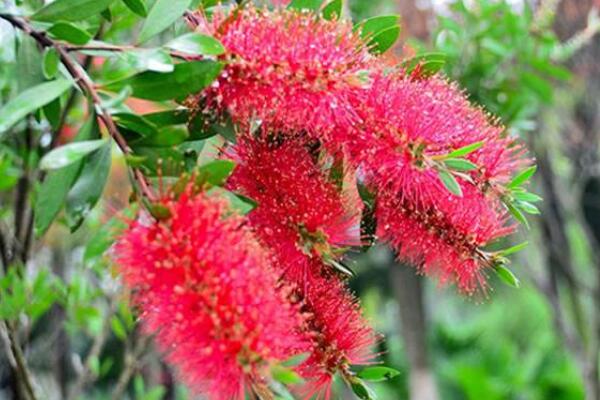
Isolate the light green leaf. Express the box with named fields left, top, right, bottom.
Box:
left=281, top=353, right=310, bottom=368
left=438, top=169, right=463, bottom=197
left=357, top=366, right=401, bottom=382
left=103, top=60, right=223, bottom=101
left=271, top=365, right=303, bottom=385
left=445, top=141, right=484, bottom=158
left=402, top=52, right=447, bottom=77
left=138, top=0, right=192, bottom=43
left=322, top=0, right=342, bottom=20
left=505, top=201, right=529, bottom=229
left=287, top=0, right=323, bottom=12
left=40, top=139, right=108, bottom=170
left=508, top=166, right=537, bottom=188
left=197, top=160, right=236, bottom=187
left=516, top=200, right=540, bottom=215
left=47, top=21, right=93, bottom=45
left=494, top=264, right=520, bottom=288
left=444, top=158, right=478, bottom=171
left=32, top=0, right=115, bottom=22
left=35, top=116, right=98, bottom=236
left=356, top=15, right=399, bottom=38
left=0, top=79, right=72, bottom=137
left=42, top=48, right=60, bottom=79
left=122, top=0, right=148, bottom=17
left=165, top=33, right=225, bottom=56
left=498, top=241, right=529, bottom=256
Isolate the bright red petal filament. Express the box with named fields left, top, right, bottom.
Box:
left=114, top=190, right=305, bottom=400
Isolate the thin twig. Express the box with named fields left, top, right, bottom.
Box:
left=1, top=321, right=37, bottom=400
left=0, top=14, right=157, bottom=202
left=64, top=43, right=202, bottom=61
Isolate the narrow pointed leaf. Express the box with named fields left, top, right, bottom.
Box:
left=494, top=264, right=520, bottom=288
left=40, top=139, right=108, bottom=170
left=445, top=141, right=484, bottom=158
left=508, top=166, right=537, bottom=188
left=138, top=0, right=192, bottom=43
left=438, top=169, right=463, bottom=197
left=165, top=33, right=225, bottom=56
left=357, top=366, right=401, bottom=382
left=444, top=158, right=478, bottom=171
left=32, top=0, right=115, bottom=22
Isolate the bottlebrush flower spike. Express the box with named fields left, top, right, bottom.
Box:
left=113, top=189, right=306, bottom=400
left=352, top=73, right=528, bottom=292
left=226, top=136, right=376, bottom=396
left=186, top=4, right=374, bottom=139
left=226, top=135, right=362, bottom=279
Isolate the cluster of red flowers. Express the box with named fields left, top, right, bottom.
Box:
left=114, top=3, right=531, bottom=400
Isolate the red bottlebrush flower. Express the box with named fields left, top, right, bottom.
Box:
left=227, top=135, right=362, bottom=279
left=113, top=190, right=306, bottom=400
left=187, top=5, right=373, bottom=139
left=226, top=136, right=376, bottom=396
left=350, top=73, right=527, bottom=292
left=295, top=265, right=377, bottom=399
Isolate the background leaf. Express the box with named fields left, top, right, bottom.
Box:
left=138, top=0, right=192, bottom=43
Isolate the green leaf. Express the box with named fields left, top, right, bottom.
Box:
left=142, top=109, right=189, bottom=126
left=287, top=0, right=323, bottom=12
left=138, top=0, right=193, bottom=43
left=65, top=142, right=111, bottom=231
left=368, top=25, right=400, bottom=54
left=438, top=169, right=463, bottom=197
left=350, top=379, right=377, bottom=400
left=134, top=126, right=189, bottom=147
left=357, top=366, right=401, bottom=382
left=43, top=98, right=63, bottom=131
left=32, top=0, right=115, bottom=22
left=125, top=48, right=174, bottom=73
left=197, top=160, right=236, bottom=187
left=208, top=188, right=256, bottom=215
left=271, top=365, right=303, bottom=385
left=113, top=112, right=158, bottom=137
left=508, top=166, right=537, bottom=188
left=149, top=203, right=172, bottom=220
left=513, top=191, right=542, bottom=203
left=402, top=52, right=447, bottom=77
left=35, top=116, right=98, bottom=236
left=356, top=15, right=400, bottom=38
left=40, top=139, right=108, bottom=170
left=42, top=48, right=60, bottom=79
left=494, top=264, right=520, bottom=288
left=0, top=79, right=72, bottom=137
left=122, top=0, right=148, bottom=17
left=165, top=33, right=225, bottom=56
left=322, top=0, right=342, bottom=20
left=325, top=258, right=355, bottom=277
left=103, top=60, right=223, bottom=101
left=111, top=316, right=127, bottom=340
left=516, top=200, right=540, bottom=215
left=281, top=353, right=310, bottom=368
left=505, top=201, right=529, bottom=229
left=498, top=241, right=529, bottom=256
left=444, top=158, right=478, bottom=171
left=445, top=141, right=484, bottom=158
left=47, top=21, right=93, bottom=45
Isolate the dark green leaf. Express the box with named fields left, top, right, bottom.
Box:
left=47, top=21, right=93, bottom=45
left=445, top=141, right=484, bottom=158
left=444, top=158, right=478, bottom=171
left=165, top=33, right=225, bottom=56
left=197, top=160, right=236, bottom=187
left=508, top=166, right=536, bottom=188
left=498, top=241, right=529, bottom=256
left=142, top=109, right=189, bottom=126
left=438, top=169, right=463, bottom=197
left=40, top=139, right=107, bottom=170
left=149, top=203, right=172, bottom=220
left=357, top=366, right=401, bottom=382
left=350, top=379, right=377, bottom=400
left=134, top=126, right=189, bottom=147
left=65, top=142, right=111, bottom=231
left=103, top=60, right=223, bottom=101
left=111, top=316, right=127, bottom=340
left=35, top=116, right=98, bottom=236
left=521, top=71, right=553, bottom=102
left=43, top=98, right=63, bottom=131
left=287, top=0, right=323, bottom=12
left=0, top=79, right=72, bottom=137
left=505, top=201, right=529, bottom=229
left=368, top=25, right=400, bottom=54
left=322, top=0, right=342, bottom=20
left=122, top=0, right=148, bottom=17
left=138, top=0, right=192, bottom=43
left=32, top=0, right=115, bottom=22
left=42, top=48, right=60, bottom=79
left=113, top=112, right=158, bottom=137
left=494, top=264, right=520, bottom=288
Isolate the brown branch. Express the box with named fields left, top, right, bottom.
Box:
left=63, top=43, right=202, bottom=61
left=1, top=321, right=37, bottom=400
left=0, top=14, right=157, bottom=202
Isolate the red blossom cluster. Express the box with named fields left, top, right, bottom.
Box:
left=114, top=3, right=533, bottom=399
